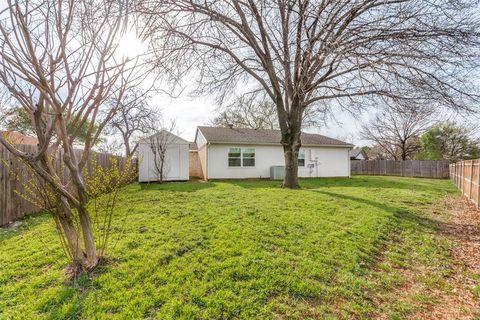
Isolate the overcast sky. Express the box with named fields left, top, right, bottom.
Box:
left=0, top=1, right=477, bottom=149
left=158, top=92, right=369, bottom=146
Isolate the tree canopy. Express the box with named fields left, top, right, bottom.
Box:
left=4, top=106, right=100, bottom=144
left=417, top=122, right=480, bottom=162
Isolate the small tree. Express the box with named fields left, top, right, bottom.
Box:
left=0, top=0, right=148, bottom=272
left=361, top=106, right=433, bottom=160
left=149, top=121, right=177, bottom=183
left=107, top=88, right=162, bottom=157
left=417, top=122, right=480, bottom=162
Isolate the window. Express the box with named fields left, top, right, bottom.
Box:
left=242, top=148, right=255, bottom=167
left=228, top=147, right=255, bottom=167
left=228, top=147, right=241, bottom=167
left=298, top=149, right=305, bottom=167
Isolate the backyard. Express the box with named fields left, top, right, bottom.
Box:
left=0, top=176, right=478, bottom=319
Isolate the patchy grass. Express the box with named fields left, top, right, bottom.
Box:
left=0, top=176, right=469, bottom=319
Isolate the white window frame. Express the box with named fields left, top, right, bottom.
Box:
left=228, top=147, right=242, bottom=167
left=228, top=147, right=256, bottom=168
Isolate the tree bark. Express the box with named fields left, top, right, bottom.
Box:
left=283, top=142, right=301, bottom=189
left=57, top=197, right=88, bottom=267
left=63, top=148, right=99, bottom=268
left=77, top=205, right=99, bottom=268
left=279, top=99, right=302, bottom=189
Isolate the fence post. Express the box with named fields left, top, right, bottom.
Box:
left=456, top=162, right=459, bottom=187
left=456, top=162, right=459, bottom=186
left=469, top=160, right=474, bottom=201
left=453, top=163, right=456, bottom=183
left=477, top=160, right=480, bottom=209
left=454, top=163, right=457, bottom=186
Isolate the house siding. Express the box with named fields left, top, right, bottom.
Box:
left=189, top=151, right=204, bottom=179
left=195, top=130, right=208, bottom=148
left=197, top=144, right=208, bottom=180
left=206, top=144, right=350, bottom=179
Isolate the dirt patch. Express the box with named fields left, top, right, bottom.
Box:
left=414, top=196, right=480, bottom=320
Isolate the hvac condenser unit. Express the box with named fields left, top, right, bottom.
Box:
left=270, top=166, right=285, bottom=180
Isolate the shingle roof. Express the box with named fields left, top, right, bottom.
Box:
left=350, top=147, right=363, bottom=158
left=189, top=142, right=198, bottom=150
left=139, top=130, right=189, bottom=144
left=197, top=126, right=353, bottom=147
left=1, top=131, right=39, bottom=145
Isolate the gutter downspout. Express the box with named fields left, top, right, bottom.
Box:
left=348, top=148, right=352, bottom=178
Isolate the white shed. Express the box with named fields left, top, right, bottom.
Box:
left=138, top=131, right=189, bottom=182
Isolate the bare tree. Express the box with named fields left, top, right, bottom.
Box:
left=137, top=0, right=480, bottom=188
left=96, top=138, right=124, bottom=156
left=211, top=95, right=278, bottom=130
left=211, top=94, right=323, bottom=130
left=0, top=0, right=148, bottom=271
left=107, top=88, right=161, bottom=157
left=361, top=105, right=434, bottom=160
left=149, top=120, right=177, bottom=183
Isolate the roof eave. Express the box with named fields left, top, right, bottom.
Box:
left=207, top=141, right=353, bottom=148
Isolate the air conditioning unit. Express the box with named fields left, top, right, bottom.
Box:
left=270, top=166, right=285, bottom=180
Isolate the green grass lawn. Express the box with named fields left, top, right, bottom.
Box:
left=0, top=176, right=460, bottom=319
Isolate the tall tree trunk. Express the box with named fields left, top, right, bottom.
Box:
left=278, top=98, right=302, bottom=189
left=123, top=132, right=131, bottom=158
left=283, top=142, right=301, bottom=189
left=401, top=141, right=407, bottom=160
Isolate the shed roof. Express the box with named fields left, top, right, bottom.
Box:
left=139, top=130, right=189, bottom=145
left=197, top=126, right=353, bottom=147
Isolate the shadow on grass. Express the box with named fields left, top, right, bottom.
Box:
left=0, top=213, right=50, bottom=242
left=139, top=181, right=214, bottom=192
left=223, top=176, right=453, bottom=194
left=312, top=189, right=442, bottom=233
left=40, top=257, right=115, bottom=319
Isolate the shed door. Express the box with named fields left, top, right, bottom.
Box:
left=165, top=146, right=181, bottom=179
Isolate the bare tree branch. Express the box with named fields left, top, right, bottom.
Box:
left=137, top=0, right=480, bottom=188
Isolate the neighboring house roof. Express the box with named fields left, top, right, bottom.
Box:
left=139, top=130, right=190, bottom=145
left=189, top=142, right=198, bottom=151
left=350, top=147, right=367, bottom=159
left=0, top=131, right=38, bottom=145
left=197, top=126, right=353, bottom=147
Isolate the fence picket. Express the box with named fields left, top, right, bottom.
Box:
left=351, top=160, right=449, bottom=178
left=0, top=143, right=136, bottom=226
left=450, top=159, right=480, bottom=209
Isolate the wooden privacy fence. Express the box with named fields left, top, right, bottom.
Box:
left=0, top=143, right=135, bottom=226
left=351, top=160, right=450, bottom=178
left=450, top=160, right=480, bottom=209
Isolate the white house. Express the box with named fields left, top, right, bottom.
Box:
left=138, top=131, right=190, bottom=182
left=190, top=126, right=353, bottom=180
